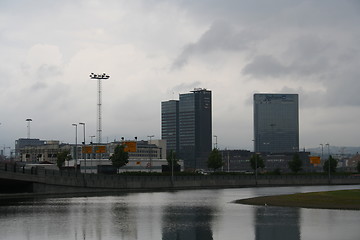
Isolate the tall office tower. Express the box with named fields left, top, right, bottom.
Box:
left=254, top=93, right=299, bottom=153
left=161, top=100, right=179, bottom=154
left=161, top=88, right=212, bottom=170
left=179, top=88, right=212, bottom=169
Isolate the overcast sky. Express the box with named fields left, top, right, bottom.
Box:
left=1, top=0, right=359, bottom=154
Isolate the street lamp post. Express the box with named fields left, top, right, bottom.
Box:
left=148, top=135, right=154, bottom=172
left=79, top=122, right=86, bottom=173
left=90, top=135, right=96, bottom=144
left=326, top=143, right=330, bottom=184
left=72, top=124, right=78, bottom=169
left=90, top=135, right=96, bottom=172
left=227, top=150, right=230, bottom=172
left=255, top=153, right=258, bottom=186
left=213, top=135, right=218, bottom=149
left=320, top=144, right=324, bottom=161
left=171, top=150, right=174, bottom=186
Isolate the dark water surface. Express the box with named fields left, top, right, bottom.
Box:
left=0, top=185, right=359, bottom=240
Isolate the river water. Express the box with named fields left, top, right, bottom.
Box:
left=0, top=185, right=359, bottom=240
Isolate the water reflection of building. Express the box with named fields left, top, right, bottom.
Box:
left=254, top=206, right=300, bottom=240
left=111, top=202, right=137, bottom=240
left=162, top=206, right=214, bottom=240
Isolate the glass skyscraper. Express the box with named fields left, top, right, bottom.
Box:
left=161, top=100, right=179, bottom=154
left=162, top=89, right=212, bottom=170
left=254, top=94, right=299, bottom=153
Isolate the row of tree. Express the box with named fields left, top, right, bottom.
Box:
left=207, top=148, right=342, bottom=174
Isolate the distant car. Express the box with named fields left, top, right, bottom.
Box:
left=195, top=169, right=208, bottom=175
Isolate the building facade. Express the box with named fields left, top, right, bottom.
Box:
left=254, top=94, right=299, bottom=153
left=16, top=140, right=71, bottom=163
left=162, top=88, right=212, bottom=170
left=219, top=149, right=311, bottom=173
left=161, top=100, right=179, bottom=154
left=15, top=138, right=46, bottom=159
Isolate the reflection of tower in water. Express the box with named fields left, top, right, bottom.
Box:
left=162, top=206, right=214, bottom=240
left=111, top=202, right=138, bottom=240
left=254, top=206, right=300, bottom=240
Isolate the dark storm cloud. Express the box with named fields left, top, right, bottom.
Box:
left=242, top=35, right=336, bottom=79
left=242, top=29, right=360, bottom=107
left=242, top=55, right=286, bottom=78
left=172, top=21, right=255, bottom=69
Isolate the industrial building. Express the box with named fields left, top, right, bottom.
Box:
left=14, top=137, right=174, bottom=173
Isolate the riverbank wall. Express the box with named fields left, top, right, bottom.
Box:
left=0, top=163, right=359, bottom=195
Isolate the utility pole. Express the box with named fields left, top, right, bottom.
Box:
left=148, top=135, right=154, bottom=172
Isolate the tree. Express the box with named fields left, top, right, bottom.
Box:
left=110, top=144, right=129, bottom=172
left=250, top=154, right=265, bottom=171
left=288, top=153, right=303, bottom=173
left=357, top=161, right=360, bottom=173
left=207, top=148, right=223, bottom=172
left=167, top=150, right=179, bottom=168
left=57, top=150, right=71, bottom=169
left=323, top=155, right=338, bottom=173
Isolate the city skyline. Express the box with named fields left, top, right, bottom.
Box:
left=1, top=1, right=360, bottom=152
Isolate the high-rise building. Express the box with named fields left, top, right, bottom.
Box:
left=161, top=100, right=179, bottom=154
left=161, top=88, right=212, bottom=170
left=254, top=93, right=299, bottom=153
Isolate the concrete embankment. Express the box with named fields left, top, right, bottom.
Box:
left=0, top=163, right=359, bottom=195
left=32, top=173, right=360, bottom=194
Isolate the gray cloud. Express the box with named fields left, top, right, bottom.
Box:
left=242, top=35, right=336, bottom=79
left=325, top=72, right=360, bottom=107
left=36, top=64, right=63, bottom=80
left=172, top=20, right=255, bottom=69
left=30, top=81, right=48, bottom=91
left=172, top=81, right=202, bottom=93
left=1, top=0, right=360, bottom=151
left=242, top=55, right=287, bottom=78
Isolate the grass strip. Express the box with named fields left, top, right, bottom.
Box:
left=235, top=189, right=360, bottom=210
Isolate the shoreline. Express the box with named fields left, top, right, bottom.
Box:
left=235, top=189, right=360, bottom=210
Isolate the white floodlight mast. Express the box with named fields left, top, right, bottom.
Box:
left=89, top=73, right=110, bottom=144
